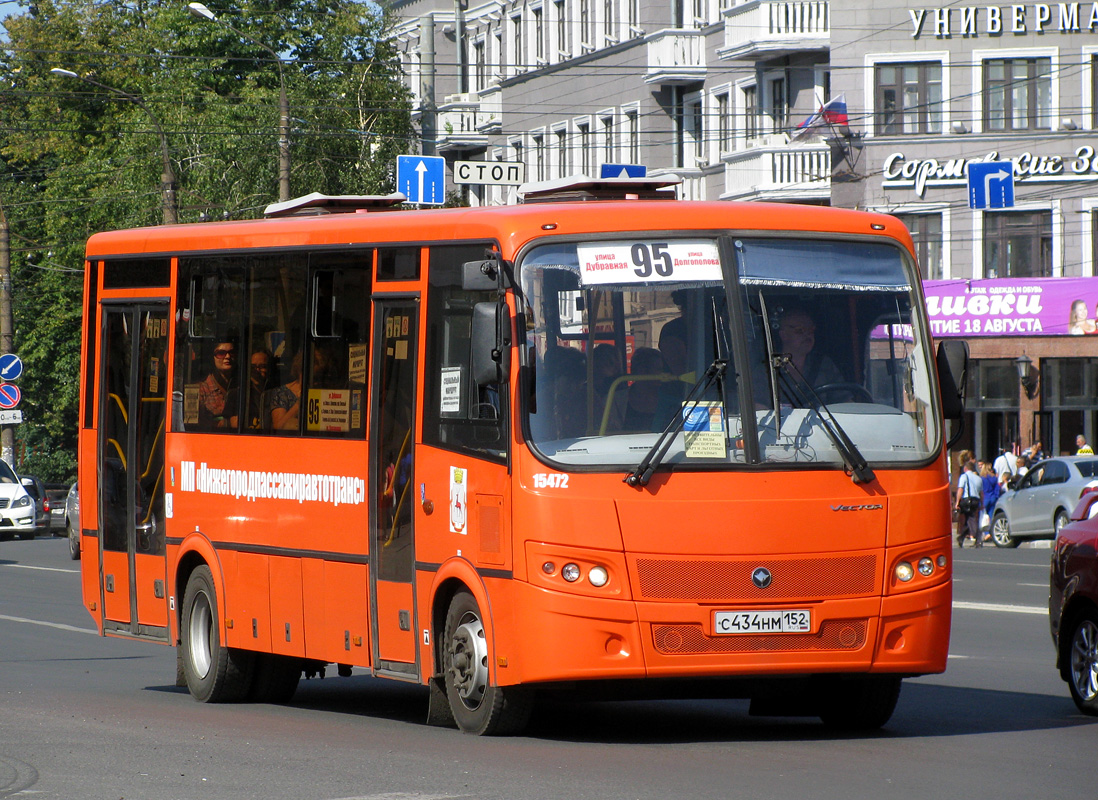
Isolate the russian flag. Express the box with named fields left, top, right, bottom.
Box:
left=794, top=93, right=848, bottom=137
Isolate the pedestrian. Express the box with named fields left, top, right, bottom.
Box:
left=980, top=461, right=1000, bottom=543
left=955, top=459, right=984, bottom=548
left=1078, top=434, right=1094, bottom=455
left=993, top=447, right=1016, bottom=489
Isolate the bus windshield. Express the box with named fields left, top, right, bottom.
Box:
left=520, top=235, right=939, bottom=471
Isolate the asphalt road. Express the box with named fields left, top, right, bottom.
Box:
left=1, top=536, right=1094, bottom=800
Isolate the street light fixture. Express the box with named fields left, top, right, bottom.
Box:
left=1015, top=354, right=1039, bottom=399
left=51, top=68, right=178, bottom=225
left=188, top=2, right=291, bottom=202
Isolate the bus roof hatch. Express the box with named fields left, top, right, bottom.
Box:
left=264, top=192, right=407, bottom=217
left=518, top=175, right=681, bottom=204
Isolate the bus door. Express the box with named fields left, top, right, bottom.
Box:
left=98, top=304, right=170, bottom=640
left=370, top=300, right=420, bottom=675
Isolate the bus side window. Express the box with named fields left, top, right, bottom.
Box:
left=422, top=243, right=507, bottom=462
left=301, top=251, right=371, bottom=438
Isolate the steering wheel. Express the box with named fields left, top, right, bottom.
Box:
left=814, top=382, right=874, bottom=405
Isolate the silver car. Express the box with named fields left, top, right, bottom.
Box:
left=64, top=482, right=80, bottom=560
left=990, top=456, right=1098, bottom=547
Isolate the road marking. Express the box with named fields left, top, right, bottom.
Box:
left=1018, top=582, right=1048, bottom=588
left=0, top=613, right=98, bottom=635
left=0, top=563, right=80, bottom=574
left=953, top=601, right=1046, bottom=615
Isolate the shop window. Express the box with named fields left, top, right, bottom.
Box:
left=970, top=359, right=1020, bottom=408
left=984, top=57, right=1051, bottom=131
left=983, top=211, right=1052, bottom=278
left=894, top=213, right=943, bottom=279
left=875, top=62, right=942, bottom=135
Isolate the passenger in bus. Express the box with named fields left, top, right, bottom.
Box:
left=620, top=347, right=671, bottom=432
left=545, top=345, right=587, bottom=439
left=226, top=347, right=272, bottom=430
left=197, top=340, right=237, bottom=429
left=269, top=349, right=304, bottom=431
left=592, top=343, right=625, bottom=431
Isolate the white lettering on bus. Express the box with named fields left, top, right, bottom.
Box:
left=178, top=460, right=366, bottom=506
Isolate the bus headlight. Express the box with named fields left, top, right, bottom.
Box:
left=895, top=562, right=914, bottom=582
left=561, top=563, right=581, bottom=582
left=588, top=566, right=609, bottom=587
left=917, top=557, right=934, bottom=577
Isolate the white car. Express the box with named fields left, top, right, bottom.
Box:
left=0, top=459, right=38, bottom=540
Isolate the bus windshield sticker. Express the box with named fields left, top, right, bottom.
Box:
left=576, top=240, right=721, bottom=286
left=449, top=466, right=467, bottom=534
left=682, top=402, right=726, bottom=458
left=348, top=343, right=368, bottom=384
left=440, top=366, right=463, bottom=415
left=183, top=385, right=200, bottom=425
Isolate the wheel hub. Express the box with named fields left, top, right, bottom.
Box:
left=449, top=616, right=488, bottom=710
left=1071, top=619, right=1098, bottom=702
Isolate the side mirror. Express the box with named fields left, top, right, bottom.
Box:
left=463, top=259, right=499, bottom=291
left=471, top=301, right=511, bottom=386
left=936, top=339, right=968, bottom=420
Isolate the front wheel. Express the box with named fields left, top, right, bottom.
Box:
left=1055, top=509, right=1071, bottom=538
left=991, top=513, right=1019, bottom=548
left=818, top=676, right=902, bottom=730
left=1067, top=611, right=1098, bottom=715
left=442, top=590, right=532, bottom=735
left=180, top=565, right=253, bottom=702
left=67, top=523, right=79, bottom=560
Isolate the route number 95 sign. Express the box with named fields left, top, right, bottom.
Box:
left=577, top=240, right=721, bottom=286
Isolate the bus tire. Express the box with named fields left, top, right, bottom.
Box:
left=249, top=654, right=301, bottom=704
left=443, top=590, right=532, bottom=735
left=181, top=565, right=253, bottom=703
left=818, top=675, right=902, bottom=731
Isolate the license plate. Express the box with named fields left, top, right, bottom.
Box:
left=713, top=609, right=812, bottom=635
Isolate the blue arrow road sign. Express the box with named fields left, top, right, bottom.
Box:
left=397, top=155, right=446, bottom=205
left=0, top=383, right=21, bottom=409
left=0, top=354, right=22, bottom=382
left=968, top=161, right=1015, bottom=209
left=600, top=163, right=647, bottom=179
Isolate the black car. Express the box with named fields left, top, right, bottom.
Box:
left=1049, top=492, right=1098, bottom=714
left=18, top=476, right=51, bottom=537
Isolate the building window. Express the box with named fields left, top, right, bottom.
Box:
left=768, top=76, right=787, bottom=132
left=473, top=39, right=486, bottom=92
left=533, top=134, right=546, bottom=180
left=556, top=0, right=569, bottom=58
left=894, top=213, right=943, bottom=280
left=683, top=94, right=703, bottom=166
left=875, top=62, right=942, bottom=135
left=628, top=0, right=640, bottom=32
left=984, top=210, right=1052, bottom=278
left=577, top=121, right=591, bottom=174
left=625, top=108, right=639, bottom=163
left=580, top=0, right=594, bottom=49
left=604, top=0, right=617, bottom=42
left=743, top=84, right=758, bottom=140
left=716, top=91, right=732, bottom=152
left=600, top=114, right=615, bottom=165
left=512, top=15, right=523, bottom=73
left=984, top=58, right=1051, bottom=131
left=555, top=127, right=568, bottom=178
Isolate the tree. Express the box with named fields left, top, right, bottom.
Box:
left=0, top=0, right=414, bottom=481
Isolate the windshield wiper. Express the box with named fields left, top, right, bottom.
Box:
left=757, top=293, right=783, bottom=437
left=624, top=358, right=727, bottom=488
left=774, top=361, right=876, bottom=485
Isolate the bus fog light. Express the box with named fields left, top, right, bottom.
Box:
left=937, top=555, right=947, bottom=568
left=588, top=566, right=608, bottom=587
left=918, top=557, right=934, bottom=576
left=542, top=561, right=555, bottom=575
left=895, top=562, right=914, bottom=582
left=561, top=563, right=581, bottom=582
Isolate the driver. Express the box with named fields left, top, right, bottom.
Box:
left=776, top=308, right=843, bottom=389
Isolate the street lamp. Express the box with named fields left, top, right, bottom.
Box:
left=51, top=68, right=178, bottom=225
left=188, top=2, right=291, bottom=202
left=1015, top=354, right=1039, bottom=399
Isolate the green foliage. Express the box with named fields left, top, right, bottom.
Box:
left=0, top=0, right=414, bottom=482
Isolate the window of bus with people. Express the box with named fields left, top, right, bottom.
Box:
left=77, top=180, right=966, bottom=736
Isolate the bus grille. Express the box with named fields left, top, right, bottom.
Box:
left=633, top=554, right=878, bottom=601
left=652, top=619, right=868, bottom=655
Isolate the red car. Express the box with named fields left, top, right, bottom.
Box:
left=1050, top=493, right=1098, bottom=714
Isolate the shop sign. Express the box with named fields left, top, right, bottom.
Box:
left=883, top=148, right=1098, bottom=197
left=923, top=277, right=1098, bottom=337
left=909, top=4, right=1098, bottom=38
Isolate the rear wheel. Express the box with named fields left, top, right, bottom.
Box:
left=1067, top=610, right=1098, bottom=715
left=67, top=523, right=80, bottom=560
left=991, top=513, right=1019, bottom=548
left=181, top=565, right=253, bottom=702
left=1054, top=509, right=1071, bottom=537
left=443, top=590, right=532, bottom=735
left=818, top=675, right=902, bottom=730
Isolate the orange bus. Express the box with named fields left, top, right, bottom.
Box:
left=77, top=178, right=967, bottom=735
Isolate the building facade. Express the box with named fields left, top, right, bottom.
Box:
left=388, top=0, right=1098, bottom=460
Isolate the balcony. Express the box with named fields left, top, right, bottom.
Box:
left=720, top=0, right=829, bottom=62
left=435, top=89, right=502, bottom=152
left=645, top=29, right=707, bottom=85
left=721, top=138, right=830, bottom=201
